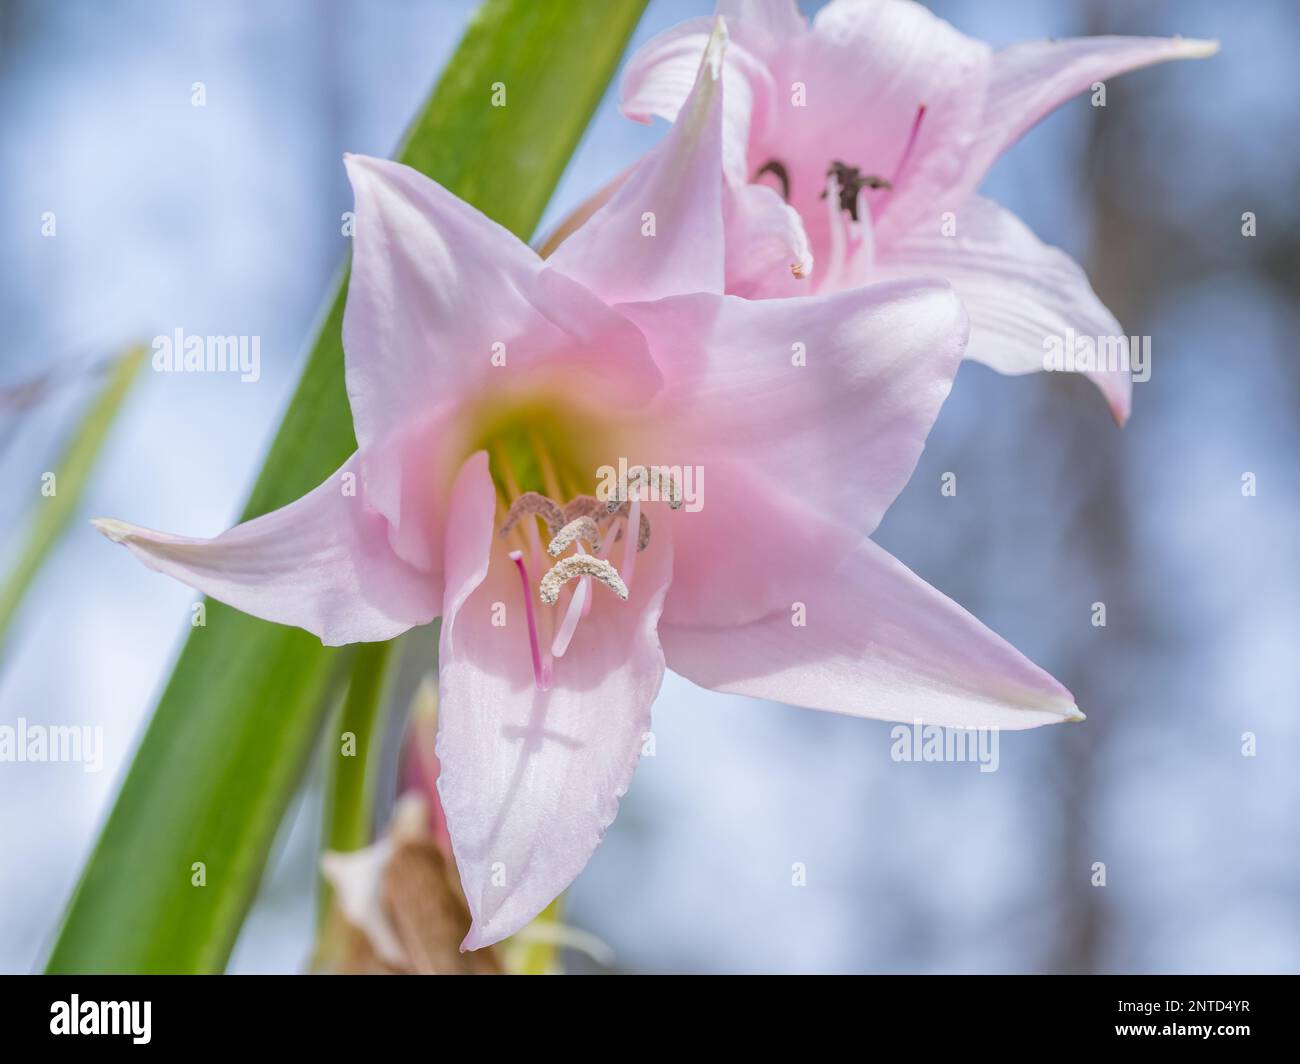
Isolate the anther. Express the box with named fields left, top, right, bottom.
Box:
left=562, top=495, right=605, bottom=524
left=819, top=161, right=890, bottom=221
left=754, top=159, right=791, bottom=202
left=539, top=555, right=628, bottom=605
left=605, top=465, right=683, bottom=512
left=605, top=501, right=652, bottom=551
left=499, top=492, right=564, bottom=538
left=548, top=516, right=601, bottom=557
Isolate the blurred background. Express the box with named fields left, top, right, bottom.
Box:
left=1, top=0, right=1296, bottom=973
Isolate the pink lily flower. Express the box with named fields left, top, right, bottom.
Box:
left=613, top=0, right=1217, bottom=422
left=95, top=27, right=1080, bottom=950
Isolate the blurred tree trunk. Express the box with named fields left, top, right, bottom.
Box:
left=1044, top=0, right=1154, bottom=974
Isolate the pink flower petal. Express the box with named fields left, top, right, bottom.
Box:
left=723, top=180, right=813, bottom=297
left=662, top=536, right=1081, bottom=730
left=782, top=0, right=990, bottom=253
left=356, top=409, right=459, bottom=573
left=877, top=194, right=1132, bottom=423
left=658, top=456, right=855, bottom=629
left=92, top=451, right=439, bottom=646
left=620, top=17, right=720, bottom=126
left=342, top=155, right=660, bottom=446
left=436, top=521, right=673, bottom=950
left=959, top=34, right=1219, bottom=199
left=716, top=0, right=805, bottom=38
left=620, top=277, right=968, bottom=625
left=550, top=21, right=729, bottom=303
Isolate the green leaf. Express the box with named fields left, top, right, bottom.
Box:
left=46, top=0, right=648, bottom=974
left=0, top=345, right=146, bottom=652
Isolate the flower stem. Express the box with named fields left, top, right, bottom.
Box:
left=318, top=639, right=397, bottom=920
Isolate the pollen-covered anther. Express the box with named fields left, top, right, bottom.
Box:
left=548, top=516, right=601, bottom=557
left=605, top=501, right=652, bottom=551
left=499, top=491, right=564, bottom=538
left=604, top=465, right=683, bottom=511
left=539, top=555, right=628, bottom=605
left=562, top=495, right=606, bottom=524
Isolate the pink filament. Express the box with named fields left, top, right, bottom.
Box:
left=621, top=492, right=641, bottom=589
left=892, top=104, right=927, bottom=186
left=509, top=549, right=549, bottom=691
left=586, top=522, right=618, bottom=620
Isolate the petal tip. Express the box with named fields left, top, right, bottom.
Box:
left=341, top=152, right=386, bottom=183
left=458, top=924, right=495, bottom=953
left=700, top=17, right=730, bottom=81
left=1106, top=388, right=1132, bottom=427
left=91, top=516, right=134, bottom=544
left=1178, top=37, right=1220, bottom=59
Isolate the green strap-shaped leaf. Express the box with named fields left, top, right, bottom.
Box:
left=0, top=346, right=146, bottom=653
left=46, top=0, right=648, bottom=974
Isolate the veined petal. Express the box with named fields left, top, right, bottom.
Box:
left=437, top=451, right=498, bottom=665
left=550, top=21, right=728, bottom=303
left=620, top=16, right=716, bottom=126
left=342, top=155, right=660, bottom=446
left=660, top=456, right=855, bottom=629
left=959, top=34, right=1219, bottom=197
left=723, top=180, right=813, bottom=298
left=789, top=0, right=991, bottom=248
left=619, top=2, right=799, bottom=129
left=535, top=163, right=632, bottom=260
left=620, top=279, right=968, bottom=626
left=662, top=537, right=1081, bottom=730
left=92, top=451, right=439, bottom=646
left=716, top=0, right=805, bottom=39
left=357, top=407, right=460, bottom=574
left=436, top=523, right=672, bottom=950
left=877, top=194, right=1132, bottom=423
left=621, top=15, right=774, bottom=186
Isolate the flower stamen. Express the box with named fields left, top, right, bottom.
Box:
left=548, top=516, right=601, bottom=557
left=499, top=491, right=565, bottom=539
left=606, top=465, right=683, bottom=512
left=621, top=491, right=642, bottom=587
left=509, top=549, right=550, bottom=691
left=890, top=103, right=927, bottom=187
left=819, top=161, right=890, bottom=221
left=753, top=158, right=792, bottom=201
left=605, top=501, right=652, bottom=550
left=539, top=555, right=628, bottom=605
left=550, top=544, right=590, bottom=659
left=562, top=495, right=605, bottom=524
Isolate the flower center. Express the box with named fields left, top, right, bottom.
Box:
left=753, top=103, right=928, bottom=224
left=819, top=161, right=892, bottom=221
left=494, top=463, right=681, bottom=692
